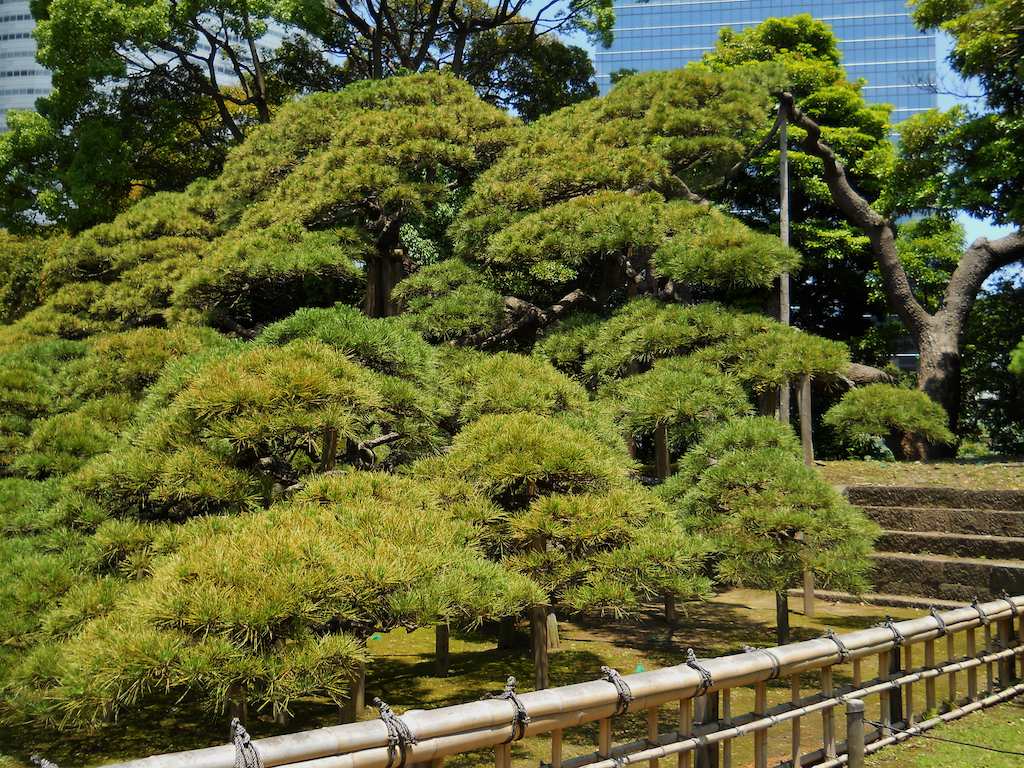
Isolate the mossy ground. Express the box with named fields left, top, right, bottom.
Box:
left=820, top=459, right=1024, bottom=490
left=5, top=589, right=1015, bottom=768
left=866, top=699, right=1024, bottom=767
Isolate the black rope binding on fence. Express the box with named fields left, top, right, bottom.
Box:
left=685, top=648, right=713, bottom=694
left=1001, top=590, right=1020, bottom=618
left=492, top=676, right=531, bottom=742
left=30, top=756, right=59, bottom=768
left=743, top=645, right=781, bottom=679
left=972, top=597, right=991, bottom=626
left=882, top=617, right=905, bottom=647
left=929, top=606, right=947, bottom=636
left=823, top=629, right=850, bottom=663
left=601, top=666, right=634, bottom=716
left=374, top=697, right=418, bottom=768
left=231, top=718, right=264, bottom=768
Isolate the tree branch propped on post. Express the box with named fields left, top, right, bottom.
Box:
left=778, top=92, right=1024, bottom=442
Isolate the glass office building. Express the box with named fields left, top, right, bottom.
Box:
left=594, top=0, right=938, bottom=121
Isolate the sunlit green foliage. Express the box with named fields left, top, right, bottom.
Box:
left=823, top=384, right=955, bottom=456
left=1, top=471, right=540, bottom=726
left=659, top=418, right=877, bottom=594
left=393, top=259, right=507, bottom=341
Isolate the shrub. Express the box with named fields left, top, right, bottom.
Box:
left=1011, top=338, right=1024, bottom=377
left=823, top=384, right=954, bottom=458
left=392, top=260, right=506, bottom=342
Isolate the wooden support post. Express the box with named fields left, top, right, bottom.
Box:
left=551, top=730, right=563, bottom=768
left=798, top=374, right=814, bottom=466
left=648, top=707, right=660, bottom=768
left=802, top=570, right=815, bottom=619
left=678, top=698, right=693, bottom=768
left=665, top=594, right=677, bottom=626
left=790, top=675, right=801, bottom=768
left=655, top=423, right=671, bottom=480
left=776, top=590, right=791, bottom=646
left=889, top=644, right=904, bottom=726
left=547, top=612, right=561, bottom=650
left=821, top=667, right=835, bottom=758
left=754, top=682, right=768, bottom=768
left=435, top=624, right=450, bottom=677
left=340, top=663, right=366, bottom=723
left=852, top=657, right=863, bottom=688
left=531, top=606, right=550, bottom=690
left=967, top=628, right=978, bottom=701
left=924, top=639, right=937, bottom=714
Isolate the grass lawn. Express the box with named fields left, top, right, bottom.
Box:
left=3, top=589, right=1013, bottom=768
left=820, top=459, right=1024, bottom=490
left=866, top=698, right=1024, bottom=767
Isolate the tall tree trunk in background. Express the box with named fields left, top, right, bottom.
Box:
left=775, top=591, right=790, bottom=646
left=530, top=605, right=550, bottom=689
left=780, top=94, right=1024, bottom=451
left=435, top=624, right=450, bottom=677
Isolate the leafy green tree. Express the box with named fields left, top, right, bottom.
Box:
left=463, top=25, right=597, bottom=121
left=703, top=15, right=890, bottom=342
left=1012, top=339, right=1024, bottom=377
left=659, top=416, right=878, bottom=643
left=777, top=2, right=1024, bottom=439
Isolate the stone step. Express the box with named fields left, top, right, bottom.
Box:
left=863, top=506, right=1024, bottom=537
left=872, top=551, right=1024, bottom=602
left=786, top=588, right=963, bottom=612
left=878, top=529, right=1024, bottom=560
left=845, top=485, right=1024, bottom=512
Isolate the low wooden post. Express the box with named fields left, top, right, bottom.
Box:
left=790, top=675, right=801, bottom=768
left=946, top=632, right=958, bottom=705
left=648, top=707, right=660, bottom=768
left=721, top=688, right=733, bottom=768
left=678, top=698, right=693, bottom=768
left=998, top=617, right=1013, bottom=684
left=924, top=639, right=937, bottom=713
left=846, top=699, right=866, bottom=768
left=821, top=666, right=836, bottom=758
left=551, top=730, right=563, bottom=768
left=435, top=624, right=450, bottom=677
left=967, top=628, right=978, bottom=701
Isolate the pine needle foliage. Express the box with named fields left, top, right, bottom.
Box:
left=2, top=472, right=541, bottom=727
left=823, top=384, right=955, bottom=453
left=609, top=357, right=751, bottom=453
left=416, top=413, right=712, bottom=615
left=392, top=259, right=506, bottom=341
left=659, top=419, right=877, bottom=595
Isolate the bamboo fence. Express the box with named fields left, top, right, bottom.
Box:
left=103, top=594, right=1024, bottom=768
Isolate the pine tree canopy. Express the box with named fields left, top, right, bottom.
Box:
left=0, top=63, right=880, bottom=741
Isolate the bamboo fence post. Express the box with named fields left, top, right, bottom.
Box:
left=946, top=632, right=958, bottom=705
left=495, top=743, right=511, bottom=768
left=846, top=700, right=866, bottom=768
left=599, top=717, right=612, bottom=759
left=754, top=682, right=768, bottom=768
left=648, top=707, right=660, bottom=768
left=998, top=617, right=1013, bottom=684
left=789, top=675, right=801, bottom=768
left=967, top=628, right=978, bottom=701
left=678, top=698, right=693, bottom=768
left=983, top=621, right=994, bottom=694
left=904, top=642, right=914, bottom=726
left=551, top=730, right=563, bottom=768
left=721, top=688, right=732, bottom=768
left=695, top=693, right=719, bottom=768
left=878, top=651, right=891, bottom=737
left=821, top=667, right=835, bottom=758
left=852, top=657, right=863, bottom=688
left=924, top=639, right=937, bottom=714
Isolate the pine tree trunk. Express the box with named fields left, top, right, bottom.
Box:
left=365, top=250, right=405, bottom=318
left=775, top=590, right=790, bottom=646
left=530, top=606, right=550, bottom=689
left=654, top=422, right=671, bottom=479
left=340, top=662, right=366, bottom=723
left=435, top=624, right=450, bottom=677
left=664, top=593, right=676, bottom=625
left=497, top=616, right=519, bottom=649
left=546, top=611, right=560, bottom=650
left=228, top=683, right=248, bottom=735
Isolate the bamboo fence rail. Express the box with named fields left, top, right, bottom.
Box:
left=103, top=594, right=1024, bottom=768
